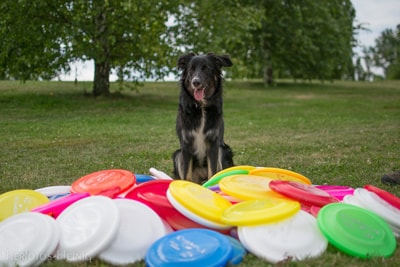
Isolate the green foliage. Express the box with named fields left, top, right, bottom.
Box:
left=0, top=1, right=70, bottom=80
left=0, top=0, right=180, bottom=95
left=355, top=24, right=400, bottom=81
left=250, top=0, right=355, bottom=82
left=174, top=0, right=356, bottom=83
left=0, top=0, right=357, bottom=92
left=373, top=25, right=400, bottom=79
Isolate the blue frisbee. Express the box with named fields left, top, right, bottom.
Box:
left=146, top=228, right=232, bottom=267
left=134, top=174, right=156, bottom=184
left=227, top=236, right=247, bottom=265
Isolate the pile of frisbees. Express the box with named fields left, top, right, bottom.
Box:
left=0, top=166, right=399, bottom=266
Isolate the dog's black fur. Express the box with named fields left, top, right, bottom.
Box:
left=173, top=52, right=234, bottom=184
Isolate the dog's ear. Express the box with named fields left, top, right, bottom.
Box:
left=217, top=55, right=233, bottom=68
left=208, top=53, right=233, bottom=68
left=177, top=52, right=196, bottom=70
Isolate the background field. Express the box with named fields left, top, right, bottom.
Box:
left=0, top=80, right=399, bottom=266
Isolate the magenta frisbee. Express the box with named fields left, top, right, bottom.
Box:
left=314, top=185, right=354, bottom=201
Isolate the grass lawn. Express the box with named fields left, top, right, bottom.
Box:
left=0, top=79, right=399, bottom=266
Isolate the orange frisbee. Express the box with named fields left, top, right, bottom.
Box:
left=71, top=169, right=135, bottom=195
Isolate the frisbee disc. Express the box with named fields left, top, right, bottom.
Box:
left=353, top=188, right=400, bottom=235
left=226, top=236, right=247, bottom=265
left=217, top=191, right=243, bottom=204
left=32, top=192, right=90, bottom=218
left=35, top=185, right=71, bottom=200
left=269, top=180, right=339, bottom=207
left=364, top=184, right=400, bottom=210
left=135, top=174, right=156, bottom=184
left=310, top=205, right=321, bottom=217
left=99, top=199, right=167, bottom=265
left=146, top=229, right=232, bottom=267
left=125, top=180, right=213, bottom=231
left=314, top=185, right=354, bottom=201
left=167, top=190, right=231, bottom=230
left=342, top=194, right=364, bottom=207
left=203, top=169, right=250, bottom=188
left=249, top=167, right=311, bottom=184
left=238, top=210, right=327, bottom=263
left=71, top=169, right=135, bottom=195
left=0, top=212, right=60, bottom=267
left=210, top=165, right=255, bottom=178
left=168, top=181, right=232, bottom=224
left=203, top=165, right=255, bottom=188
left=149, top=167, right=173, bottom=180
left=55, top=196, right=120, bottom=262
left=222, top=198, right=300, bottom=226
left=219, top=175, right=285, bottom=200
left=0, top=189, right=49, bottom=222
left=317, top=203, right=396, bottom=258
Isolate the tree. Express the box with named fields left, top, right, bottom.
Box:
left=173, top=1, right=356, bottom=84
left=0, top=1, right=70, bottom=80
left=248, top=0, right=356, bottom=84
left=170, top=0, right=263, bottom=77
left=1, top=0, right=358, bottom=90
left=354, top=46, right=374, bottom=81
left=0, top=0, right=179, bottom=96
left=372, top=25, right=400, bottom=79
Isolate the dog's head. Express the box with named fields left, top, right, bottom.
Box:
left=177, top=52, right=233, bottom=102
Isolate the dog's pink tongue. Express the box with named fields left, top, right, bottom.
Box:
left=194, top=89, right=205, bottom=101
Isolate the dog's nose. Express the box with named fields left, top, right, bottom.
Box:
left=192, top=78, right=201, bottom=88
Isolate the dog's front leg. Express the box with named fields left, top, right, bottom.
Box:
left=206, top=143, right=219, bottom=178
left=181, top=147, right=194, bottom=181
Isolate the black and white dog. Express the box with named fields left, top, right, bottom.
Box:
left=173, top=52, right=234, bottom=184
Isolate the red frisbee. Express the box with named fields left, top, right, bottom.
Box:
left=364, top=184, right=400, bottom=210
left=125, top=180, right=228, bottom=233
left=71, top=169, right=136, bottom=195
left=269, top=180, right=339, bottom=207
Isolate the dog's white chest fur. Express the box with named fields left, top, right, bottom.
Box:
left=192, top=110, right=207, bottom=162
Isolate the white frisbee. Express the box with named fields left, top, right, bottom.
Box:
left=55, top=196, right=120, bottom=262
left=342, top=194, right=364, bottom=207
left=238, top=210, right=327, bottom=263
left=0, top=212, right=60, bottom=267
left=35, top=185, right=71, bottom=199
left=99, top=199, right=167, bottom=265
left=353, top=188, right=400, bottom=236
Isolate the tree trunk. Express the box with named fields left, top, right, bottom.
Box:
left=92, top=3, right=111, bottom=97
left=93, top=60, right=110, bottom=97
left=264, top=65, right=273, bottom=86
left=262, top=38, right=274, bottom=86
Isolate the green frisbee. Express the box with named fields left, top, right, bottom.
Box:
left=317, top=203, right=396, bottom=258
left=202, top=169, right=250, bottom=188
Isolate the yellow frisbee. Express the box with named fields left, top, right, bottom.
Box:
left=0, top=189, right=49, bottom=222
left=168, top=180, right=232, bottom=225
left=222, top=198, right=301, bottom=226
left=219, top=175, right=286, bottom=200
left=249, top=167, right=311, bottom=184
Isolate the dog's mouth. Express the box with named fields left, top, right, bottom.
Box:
left=193, top=88, right=206, bottom=101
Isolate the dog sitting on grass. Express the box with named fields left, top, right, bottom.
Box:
left=172, top=52, right=234, bottom=184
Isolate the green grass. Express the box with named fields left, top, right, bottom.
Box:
left=1, top=80, right=400, bottom=266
